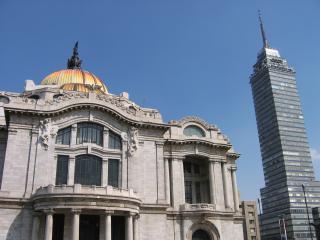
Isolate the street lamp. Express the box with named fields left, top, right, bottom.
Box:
left=302, top=184, right=313, bottom=239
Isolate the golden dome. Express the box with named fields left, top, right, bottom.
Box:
left=41, top=69, right=108, bottom=94
left=40, top=42, right=108, bottom=94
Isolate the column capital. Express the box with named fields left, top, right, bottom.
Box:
left=43, top=209, right=54, bottom=215
left=104, top=210, right=114, bottom=215
left=128, top=212, right=136, bottom=217
left=208, top=158, right=221, bottom=163
left=230, top=166, right=237, bottom=171
left=171, top=156, right=185, bottom=161
left=155, top=141, right=164, bottom=146
left=71, top=124, right=77, bottom=129
left=71, top=208, right=81, bottom=214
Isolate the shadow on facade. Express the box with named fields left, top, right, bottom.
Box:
left=6, top=210, right=32, bottom=240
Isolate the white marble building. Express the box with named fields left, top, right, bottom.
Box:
left=0, top=44, right=244, bottom=240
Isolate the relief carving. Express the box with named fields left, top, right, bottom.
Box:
left=128, top=127, right=139, bottom=156
left=39, top=118, right=58, bottom=150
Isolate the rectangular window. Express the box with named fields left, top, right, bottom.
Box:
left=108, top=159, right=119, bottom=187
left=108, top=132, right=122, bottom=150
left=185, top=181, right=192, bottom=204
left=194, top=164, right=200, bottom=174
left=56, top=155, right=69, bottom=185
left=195, top=182, right=201, bottom=203
left=56, top=127, right=71, bottom=145
left=183, top=162, right=192, bottom=174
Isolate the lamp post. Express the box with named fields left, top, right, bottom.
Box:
left=302, top=184, right=313, bottom=240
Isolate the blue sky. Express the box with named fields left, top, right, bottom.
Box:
left=1, top=0, right=320, bottom=201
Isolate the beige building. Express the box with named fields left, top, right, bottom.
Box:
left=241, top=201, right=261, bottom=240
left=0, top=44, right=244, bottom=240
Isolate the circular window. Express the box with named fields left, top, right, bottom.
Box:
left=183, top=125, right=205, bottom=137
left=192, top=230, right=211, bottom=240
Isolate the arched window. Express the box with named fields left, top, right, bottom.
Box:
left=76, top=122, right=103, bottom=146
left=75, top=155, right=102, bottom=186
left=183, top=125, right=205, bottom=137
left=56, top=127, right=71, bottom=145
left=192, top=230, right=211, bottom=240
left=108, top=131, right=122, bottom=150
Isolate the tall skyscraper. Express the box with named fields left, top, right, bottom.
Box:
left=250, top=14, right=320, bottom=240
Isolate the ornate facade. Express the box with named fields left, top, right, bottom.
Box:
left=0, top=44, right=244, bottom=240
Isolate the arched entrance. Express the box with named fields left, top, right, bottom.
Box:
left=192, top=229, right=211, bottom=240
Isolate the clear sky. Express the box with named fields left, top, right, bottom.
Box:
left=1, top=0, right=320, bottom=201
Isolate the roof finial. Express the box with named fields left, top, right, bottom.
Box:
left=258, top=10, right=269, bottom=48
left=67, top=41, right=82, bottom=69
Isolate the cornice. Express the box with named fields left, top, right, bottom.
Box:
left=165, top=139, right=231, bottom=150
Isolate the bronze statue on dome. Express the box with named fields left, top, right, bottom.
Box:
left=67, top=41, right=82, bottom=69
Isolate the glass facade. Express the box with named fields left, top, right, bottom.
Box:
left=250, top=47, right=320, bottom=239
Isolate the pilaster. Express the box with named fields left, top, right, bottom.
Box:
left=68, top=156, right=75, bottom=185
left=70, top=124, right=77, bottom=146
left=156, top=141, right=165, bottom=203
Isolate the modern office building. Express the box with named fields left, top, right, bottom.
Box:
left=250, top=16, right=320, bottom=239
left=241, top=201, right=261, bottom=240
left=0, top=44, right=245, bottom=240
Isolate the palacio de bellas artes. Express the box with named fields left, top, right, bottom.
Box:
left=0, top=42, right=246, bottom=240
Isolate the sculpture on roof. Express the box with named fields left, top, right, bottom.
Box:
left=67, top=41, right=82, bottom=69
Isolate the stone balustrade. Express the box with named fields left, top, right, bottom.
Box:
left=34, top=184, right=139, bottom=199
left=31, top=184, right=142, bottom=212
left=180, top=203, right=216, bottom=212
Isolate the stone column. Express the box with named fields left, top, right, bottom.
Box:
left=208, top=160, right=216, bottom=205
left=102, top=158, right=109, bottom=187
left=164, top=158, right=171, bottom=205
left=231, top=167, right=240, bottom=212
left=126, top=214, right=133, bottom=240
left=222, top=162, right=230, bottom=209
left=70, top=124, right=77, bottom=146
left=72, top=209, right=81, bottom=240
left=103, top=128, right=109, bottom=149
left=68, top=156, right=75, bottom=185
left=31, top=212, right=41, bottom=240
left=104, top=211, right=113, bottom=240
left=180, top=158, right=185, bottom=204
left=44, top=210, right=54, bottom=240
left=133, top=215, right=139, bottom=240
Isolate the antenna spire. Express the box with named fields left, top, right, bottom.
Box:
left=258, top=10, right=269, bottom=48
left=67, top=41, right=82, bottom=69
